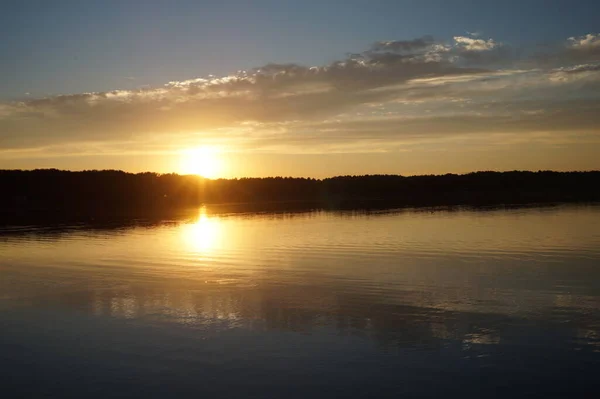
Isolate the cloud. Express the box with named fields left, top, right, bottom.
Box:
left=565, top=33, right=600, bottom=62
left=370, top=36, right=436, bottom=52
left=454, top=36, right=498, bottom=51
left=554, top=63, right=600, bottom=74
left=568, top=33, right=600, bottom=50
left=449, top=34, right=515, bottom=66
left=534, top=33, right=600, bottom=66
left=1, top=32, right=599, bottom=157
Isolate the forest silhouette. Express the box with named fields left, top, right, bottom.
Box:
left=1, top=169, right=599, bottom=221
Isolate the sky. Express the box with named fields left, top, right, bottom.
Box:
left=1, top=0, right=599, bottom=177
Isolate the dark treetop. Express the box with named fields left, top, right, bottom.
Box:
left=1, top=169, right=599, bottom=222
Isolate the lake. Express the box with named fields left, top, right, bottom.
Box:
left=1, top=204, right=599, bottom=398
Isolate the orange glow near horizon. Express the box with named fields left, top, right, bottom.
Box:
left=179, top=146, right=224, bottom=178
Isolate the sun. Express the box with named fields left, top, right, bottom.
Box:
left=179, top=146, right=223, bottom=178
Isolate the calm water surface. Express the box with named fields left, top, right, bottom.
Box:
left=1, top=204, right=600, bottom=398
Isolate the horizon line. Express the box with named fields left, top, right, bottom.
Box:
left=2, top=168, right=599, bottom=181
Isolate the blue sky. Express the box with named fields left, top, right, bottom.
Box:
left=2, top=0, right=599, bottom=99
left=1, top=1, right=599, bottom=176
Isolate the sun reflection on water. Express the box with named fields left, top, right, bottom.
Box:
left=182, top=206, right=222, bottom=254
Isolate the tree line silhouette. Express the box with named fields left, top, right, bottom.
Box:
left=1, top=169, right=599, bottom=219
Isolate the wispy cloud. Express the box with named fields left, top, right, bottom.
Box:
left=1, top=33, right=599, bottom=157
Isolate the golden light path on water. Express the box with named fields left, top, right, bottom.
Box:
left=180, top=206, right=222, bottom=254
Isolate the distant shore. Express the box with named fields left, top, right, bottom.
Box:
left=1, top=169, right=599, bottom=224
